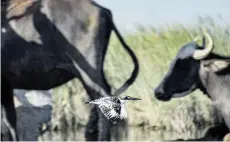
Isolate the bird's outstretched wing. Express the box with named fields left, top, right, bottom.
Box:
left=119, top=104, right=127, bottom=120
left=86, top=97, right=111, bottom=104
left=98, top=101, right=121, bottom=120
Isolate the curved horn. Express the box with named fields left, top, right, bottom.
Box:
left=192, top=32, right=214, bottom=60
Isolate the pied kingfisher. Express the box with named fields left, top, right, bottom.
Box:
left=85, top=96, right=141, bottom=121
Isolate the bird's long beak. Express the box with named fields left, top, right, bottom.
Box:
left=130, top=97, right=141, bottom=100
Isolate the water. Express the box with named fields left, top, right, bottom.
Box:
left=39, top=126, right=206, bottom=141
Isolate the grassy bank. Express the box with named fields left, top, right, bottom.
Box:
left=44, top=21, right=230, bottom=140
left=103, top=22, right=229, bottom=129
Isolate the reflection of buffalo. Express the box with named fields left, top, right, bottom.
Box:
left=175, top=124, right=229, bottom=141
left=154, top=32, right=230, bottom=139
left=2, top=0, right=139, bottom=140
left=14, top=90, right=52, bottom=141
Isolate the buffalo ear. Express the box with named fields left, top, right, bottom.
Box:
left=207, top=60, right=230, bottom=72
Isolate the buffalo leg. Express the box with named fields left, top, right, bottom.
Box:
left=1, top=76, right=18, bottom=141
left=85, top=106, right=99, bottom=141
left=68, top=57, right=112, bottom=141
left=82, top=83, right=112, bottom=141
left=77, top=74, right=112, bottom=141
left=97, top=110, right=112, bottom=141
left=85, top=106, right=112, bottom=141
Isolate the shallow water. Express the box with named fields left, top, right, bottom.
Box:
left=39, top=126, right=207, bottom=141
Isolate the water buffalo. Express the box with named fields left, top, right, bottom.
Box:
left=1, top=0, right=139, bottom=141
left=154, top=32, right=230, bottom=137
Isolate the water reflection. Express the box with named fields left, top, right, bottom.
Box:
left=126, top=127, right=205, bottom=141
left=39, top=126, right=207, bottom=141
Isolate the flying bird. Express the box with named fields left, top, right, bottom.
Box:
left=85, top=96, right=141, bottom=121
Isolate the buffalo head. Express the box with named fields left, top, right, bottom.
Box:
left=154, top=32, right=230, bottom=101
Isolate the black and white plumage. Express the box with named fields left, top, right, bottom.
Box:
left=85, top=96, right=141, bottom=121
